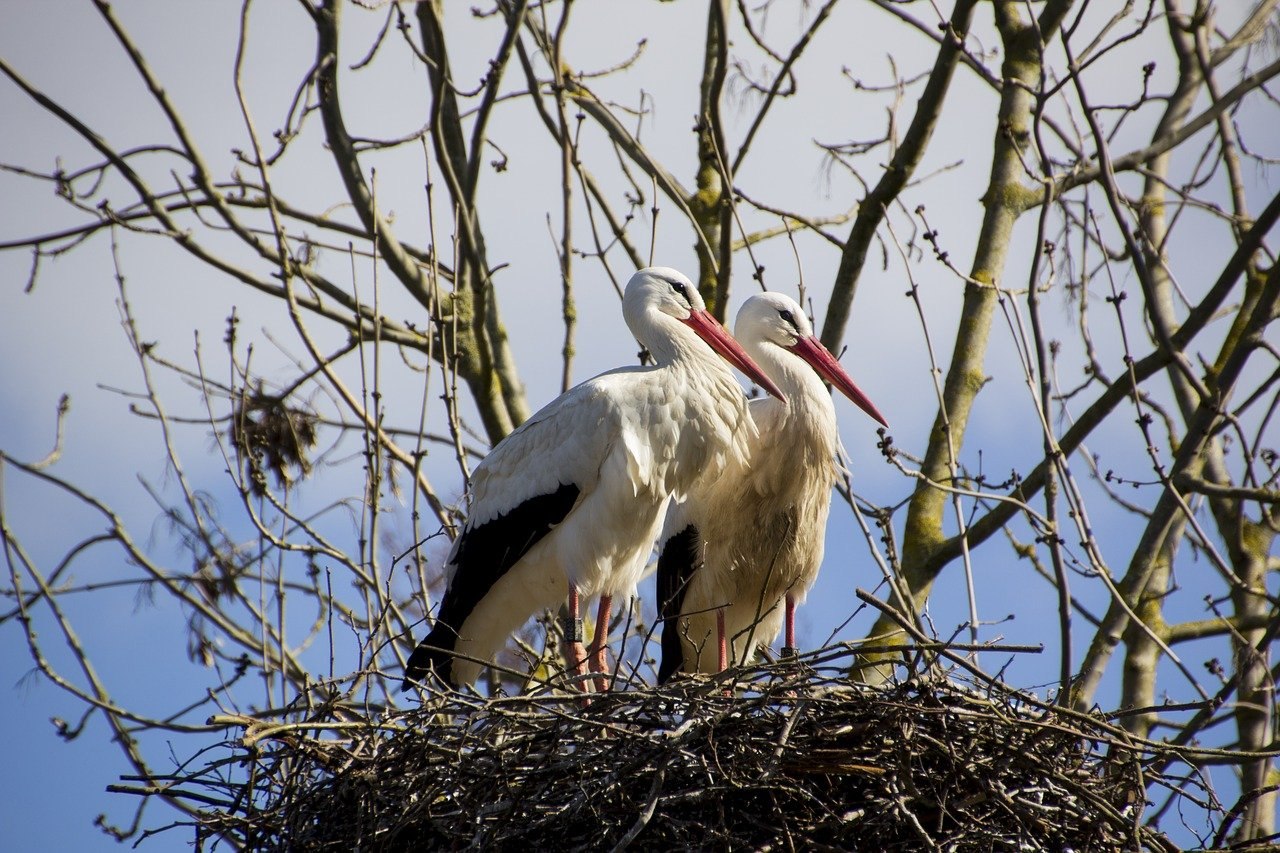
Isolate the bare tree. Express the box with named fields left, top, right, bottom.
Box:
left=2, top=0, right=1277, bottom=845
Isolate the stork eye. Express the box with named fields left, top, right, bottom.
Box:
left=779, top=309, right=796, bottom=326
left=670, top=280, right=690, bottom=301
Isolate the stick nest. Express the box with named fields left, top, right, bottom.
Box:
left=171, top=651, right=1182, bottom=851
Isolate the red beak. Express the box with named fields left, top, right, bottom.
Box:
left=789, top=336, right=889, bottom=427
left=682, top=309, right=787, bottom=403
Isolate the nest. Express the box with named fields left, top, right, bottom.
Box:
left=144, top=645, right=1197, bottom=852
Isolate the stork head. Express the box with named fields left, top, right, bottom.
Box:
left=624, top=267, right=785, bottom=401
left=736, top=292, right=889, bottom=428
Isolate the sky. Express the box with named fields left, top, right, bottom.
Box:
left=1, top=2, right=1275, bottom=849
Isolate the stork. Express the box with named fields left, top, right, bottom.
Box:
left=402, top=267, right=785, bottom=692
left=656, top=291, right=888, bottom=682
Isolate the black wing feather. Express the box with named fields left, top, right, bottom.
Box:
left=402, top=482, right=580, bottom=689
left=656, top=524, right=701, bottom=684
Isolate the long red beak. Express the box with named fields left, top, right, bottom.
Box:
left=790, top=336, right=889, bottom=427
left=683, top=309, right=787, bottom=402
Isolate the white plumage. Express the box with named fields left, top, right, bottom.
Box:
left=403, top=267, right=784, bottom=690
left=657, top=292, right=888, bottom=681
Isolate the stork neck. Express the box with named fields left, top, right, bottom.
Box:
left=748, top=341, right=838, bottom=431
left=642, top=312, right=735, bottom=377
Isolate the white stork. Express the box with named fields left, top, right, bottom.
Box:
left=656, top=291, right=888, bottom=682
left=403, top=267, right=785, bottom=691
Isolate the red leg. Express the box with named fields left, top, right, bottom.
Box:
left=783, top=594, right=798, bottom=658
left=716, top=608, right=727, bottom=671
left=563, top=586, right=589, bottom=690
left=589, top=594, right=613, bottom=692
left=716, top=608, right=734, bottom=697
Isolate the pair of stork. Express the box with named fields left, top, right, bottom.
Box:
left=402, top=267, right=887, bottom=692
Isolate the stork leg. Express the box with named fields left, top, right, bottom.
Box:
left=563, top=586, right=590, bottom=690
left=716, top=609, right=728, bottom=671
left=588, top=594, right=613, bottom=693
left=782, top=594, right=799, bottom=659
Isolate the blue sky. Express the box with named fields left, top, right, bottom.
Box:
left=2, top=2, right=1274, bottom=849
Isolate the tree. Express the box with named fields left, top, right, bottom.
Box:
left=2, top=0, right=1277, bottom=846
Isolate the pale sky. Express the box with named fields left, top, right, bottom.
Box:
left=2, top=3, right=1272, bottom=848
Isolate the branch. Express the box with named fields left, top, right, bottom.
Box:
left=1049, top=55, right=1280, bottom=203
left=820, top=0, right=978, bottom=349
left=918, top=188, right=1280, bottom=582
left=1072, top=261, right=1280, bottom=708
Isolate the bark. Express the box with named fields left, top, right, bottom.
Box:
left=691, top=0, right=731, bottom=319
